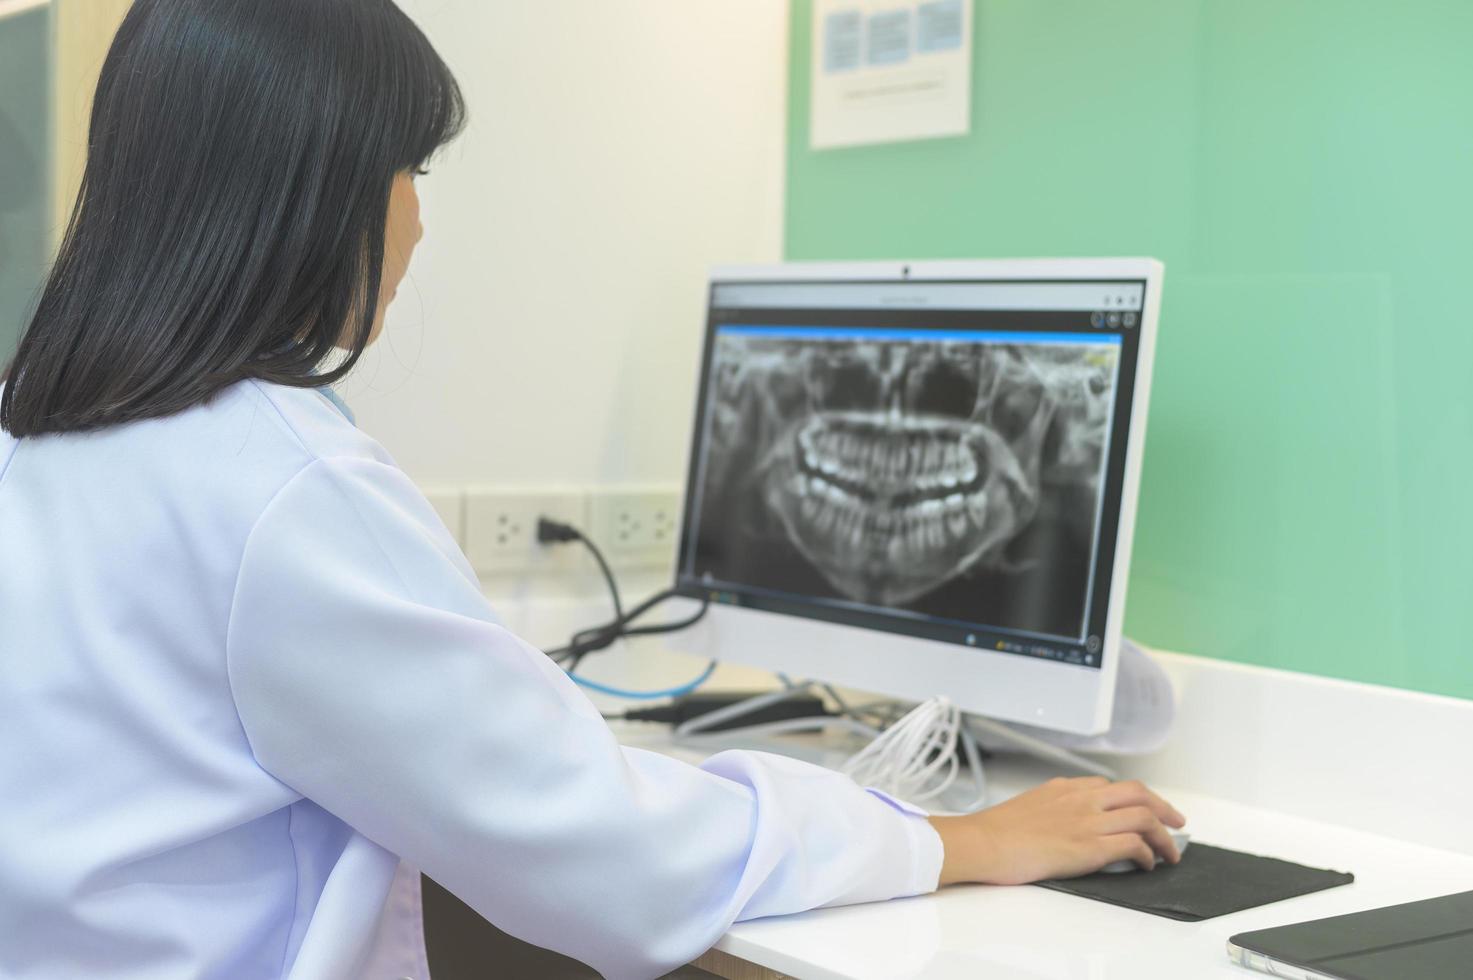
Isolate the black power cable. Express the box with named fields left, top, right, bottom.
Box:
left=536, top=517, right=623, bottom=627
left=537, top=518, right=709, bottom=673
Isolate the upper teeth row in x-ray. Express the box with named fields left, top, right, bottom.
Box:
left=798, top=418, right=980, bottom=496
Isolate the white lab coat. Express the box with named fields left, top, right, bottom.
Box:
left=0, top=379, right=942, bottom=980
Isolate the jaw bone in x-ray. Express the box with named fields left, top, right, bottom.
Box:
left=705, top=336, right=1117, bottom=607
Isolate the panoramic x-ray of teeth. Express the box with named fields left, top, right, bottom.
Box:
left=691, top=333, right=1120, bottom=639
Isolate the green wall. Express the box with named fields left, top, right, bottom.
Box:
left=786, top=0, right=1473, bottom=699
left=0, top=5, right=52, bottom=365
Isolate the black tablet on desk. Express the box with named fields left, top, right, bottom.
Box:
left=1227, top=890, right=1473, bottom=980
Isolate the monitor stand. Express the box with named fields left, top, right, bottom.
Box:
left=961, top=713, right=1116, bottom=780
left=674, top=674, right=1116, bottom=781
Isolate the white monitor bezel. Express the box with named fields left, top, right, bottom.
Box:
left=669, top=258, right=1163, bottom=736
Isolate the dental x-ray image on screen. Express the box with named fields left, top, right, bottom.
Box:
left=687, top=330, right=1120, bottom=641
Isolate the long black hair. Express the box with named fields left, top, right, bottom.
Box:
left=0, top=0, right=463, bottom=436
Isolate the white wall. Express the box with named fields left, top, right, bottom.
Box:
left=343, top=0, right=790, bottom=488
left=49, top=0, right=132, bottom=237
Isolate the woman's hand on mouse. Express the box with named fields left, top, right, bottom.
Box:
left=926, top=776, right=1187, bottom=886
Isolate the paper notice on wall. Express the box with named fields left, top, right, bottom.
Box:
left=810, top=0, right=972, bottom=150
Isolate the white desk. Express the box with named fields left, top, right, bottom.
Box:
left=615, top=724, right=1473, bottom=980
left=492, top=597, right=1473, bottom=979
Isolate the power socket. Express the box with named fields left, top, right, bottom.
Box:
left=587, top=487, right=682, bottom=568
left=464, top=488, right=586, bottom=574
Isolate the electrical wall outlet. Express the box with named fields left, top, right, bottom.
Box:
left=587, top=487, right=683, bottom=568
left=464, top=488, right=587, bottom=574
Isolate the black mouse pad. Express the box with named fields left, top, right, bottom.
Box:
left=1034, top=843, right=1354, bottom=921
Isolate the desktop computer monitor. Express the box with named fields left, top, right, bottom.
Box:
left=671, top=259, right=1162, bottom=736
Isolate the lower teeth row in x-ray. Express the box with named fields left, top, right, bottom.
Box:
left=688, top=334, right=1119, bottom=640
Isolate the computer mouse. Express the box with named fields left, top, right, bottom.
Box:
left=1098, top=828, right=1190, bottom=874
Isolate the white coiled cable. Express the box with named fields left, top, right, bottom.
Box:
left=841, top=696, right=987, bottom=813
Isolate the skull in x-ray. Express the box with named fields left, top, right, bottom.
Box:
left=707, top=336, right=1115, bottom=606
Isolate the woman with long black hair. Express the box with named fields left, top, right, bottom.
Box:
left=0, top=2, right=1184, bottom=977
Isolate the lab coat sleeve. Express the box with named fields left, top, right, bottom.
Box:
left=225, top=457, right=943, bottom=980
